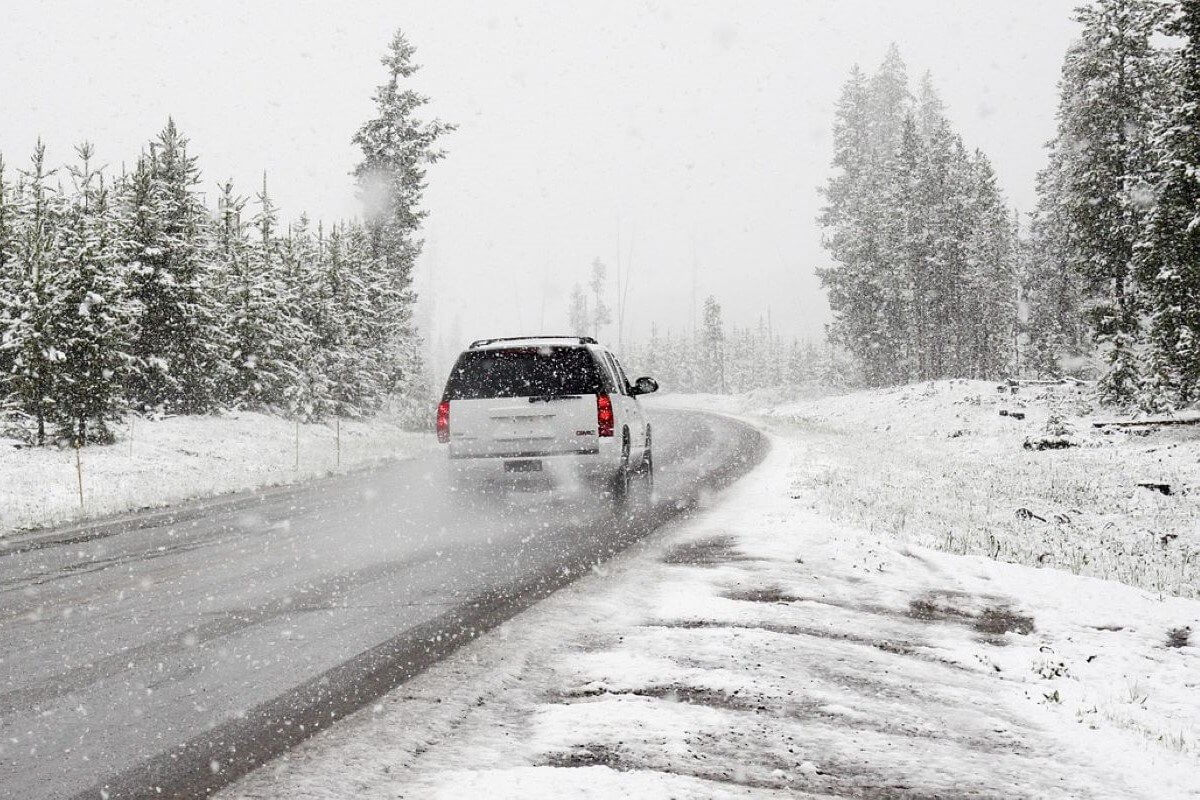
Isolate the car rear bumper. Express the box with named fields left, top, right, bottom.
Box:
left=448, top=446, right=599, bottom=459
left=444, top=447, right=620, bottom=489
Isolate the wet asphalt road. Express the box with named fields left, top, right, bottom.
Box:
left=0, top=409, right=766, bottom=800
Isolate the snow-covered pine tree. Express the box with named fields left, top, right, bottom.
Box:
left=352, top=29, right=454, bottom=415
left=1024, top=143, right=1090, bottom=377
left=300, top=222, right=351, bottom=420
left=962, top=150, right=1019, bottom=379
left=673, top=331, right=690, bottom=393
left=309, top=220, right=364, bottom=419
left=867, top=45, right=911, bottom=162
left=1136, top=0, right=1200, bottom=406
left=589, top=258, right=611, bottom=339
left=917, top=105, right=977, bottom=380
left=120, top=120, right=225, bottom=414
left=907, top=79, right=947, bottom=380
left=52, top=144, right=133, bottom=443
left=211, top=179, right=249, bottom=405
left=653, top=328, right=679, bottom=392
left=817, top=340, right=859, bottom=389
left=820, top=49, right=931, bottom=387
left=0, top=156, right=12, bottom=267
left=752, top=318, right=773, bottom=391
left=2, top=142, right=65, bottom=444
left=1042, top=0, right=1169, bottom=403
left=225, top=177, right=301, bottom=411
left=0, top=156, right=15, bottom=396
left=389, top=317, right=431, bottom=426
left=818, top=63, right=896, bottom=386
left=879, top=112, right=924, bottom=383
left=343, top=219, right=397, bottom=412
left=791, top=340, right=819, bottom=385
left=567, top=284, right=589, bottom=335
left=864, top=54, right=917, bottom=385
left=701, top=295, right=726, bottom=393
left=276, top=214, right=329, bottom=420
left=725, top=326, right=749, bottom=393
left=644, top=322, right=663, bottom=386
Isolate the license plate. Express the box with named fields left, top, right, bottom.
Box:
left=504, top=460, right=543, bottom=473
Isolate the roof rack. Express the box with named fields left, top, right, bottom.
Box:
left=469, top=335, right=598, bottom=349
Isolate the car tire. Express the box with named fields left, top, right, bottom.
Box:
left=611, top=430, right=632, bottom=505
left=636, top=429, right=654, bottom=498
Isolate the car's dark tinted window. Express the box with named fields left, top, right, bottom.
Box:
left=596, top=351, right=620, bottom=393
left=443, top=347, right=604, bottom=400
left=605, top=352, right=632, bottom=395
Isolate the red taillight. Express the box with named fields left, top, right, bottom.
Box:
left=596, top=393, right=614, bottom=437
left=436, top=400, right=450, bottom=443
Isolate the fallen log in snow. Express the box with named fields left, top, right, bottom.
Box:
left=1003, top=377, right=1089, bottom=387
left=1092, top=417, right=1200, bottom=430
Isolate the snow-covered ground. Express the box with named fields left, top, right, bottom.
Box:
left=219, top=400, right=1200, bottom=799
left=758, top=380, right=1200, bottom=600
left=0, top=412, right=431, bottom=538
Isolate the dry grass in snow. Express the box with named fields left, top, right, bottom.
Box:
left=763, top=379, right=1200, bottom=599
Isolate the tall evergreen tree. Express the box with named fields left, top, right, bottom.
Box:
left=963, top=151, right=1019, bottom=378
left=867, top=45, right=911, bottom=161
left=701, top=295, right=726, bottom=393
left=918, top=111, right=976, bottom=378
left=818, top=62, right=896, bottom=385
left=1137, top=0, right=1200, bottom=406
left=352, top=29, right=454, bottom=406
left=121, top=120, right=225, bottom=413
left=2, top=142, right=65, bottom=444
left=879, top=112, right=923, bottom=382
left=1024, top=143, right=1090, bottom=376
left=568, top=284, right=589, bottom=334
left=52, top=144, right=132, bottom=442
left=344, top=220, right=396, bottom=413
left=589, top=257, right=611, bottom=338
left=275, top=214, right=322, bottom=418
left=211, top=178, right=249, bottom=404
left=224, top=177, right=299, bottom=410
left=1042, top=0, right=1169, bottom=402
left=311, top=223, right=367, bottom=419
left=0, top=156, right=16, bottom=395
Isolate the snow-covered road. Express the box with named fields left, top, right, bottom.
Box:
left=220, top=412, right=1200, bottom=800
left=0, top=410, right=765, bottom=800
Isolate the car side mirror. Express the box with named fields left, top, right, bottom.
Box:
left=632, top=376, right=658, bottom=396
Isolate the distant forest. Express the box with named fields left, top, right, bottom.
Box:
left=562, top=261, right=853, bottom=396
left=625, top=297, right=855, bottom=396
left=0, top=31, right=452, bottom=445
left=821, top=0, right=1200, bottom=411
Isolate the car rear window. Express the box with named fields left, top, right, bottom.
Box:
left=442, top=347, right=605, bottom=400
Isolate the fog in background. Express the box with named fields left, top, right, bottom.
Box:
left=1, top=0, right=1079, bottom=369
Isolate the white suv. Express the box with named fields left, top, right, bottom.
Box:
left=437, top=336, right=658, bottom=499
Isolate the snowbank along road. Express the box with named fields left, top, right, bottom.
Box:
left=0, top=409, right=766, bottom=800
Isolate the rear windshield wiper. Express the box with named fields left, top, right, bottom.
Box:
left=528, top=394, right=582, bottom=403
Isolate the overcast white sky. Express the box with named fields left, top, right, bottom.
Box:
left=0, top=0, right=1080, bottom=361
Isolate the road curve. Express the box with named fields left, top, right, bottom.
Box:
left=0, top=409, right=767, bottom=800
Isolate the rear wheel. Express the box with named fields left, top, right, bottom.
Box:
left=636, top=429, right=654, bottom=498
left=611, top=430, right=632, bottom=505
